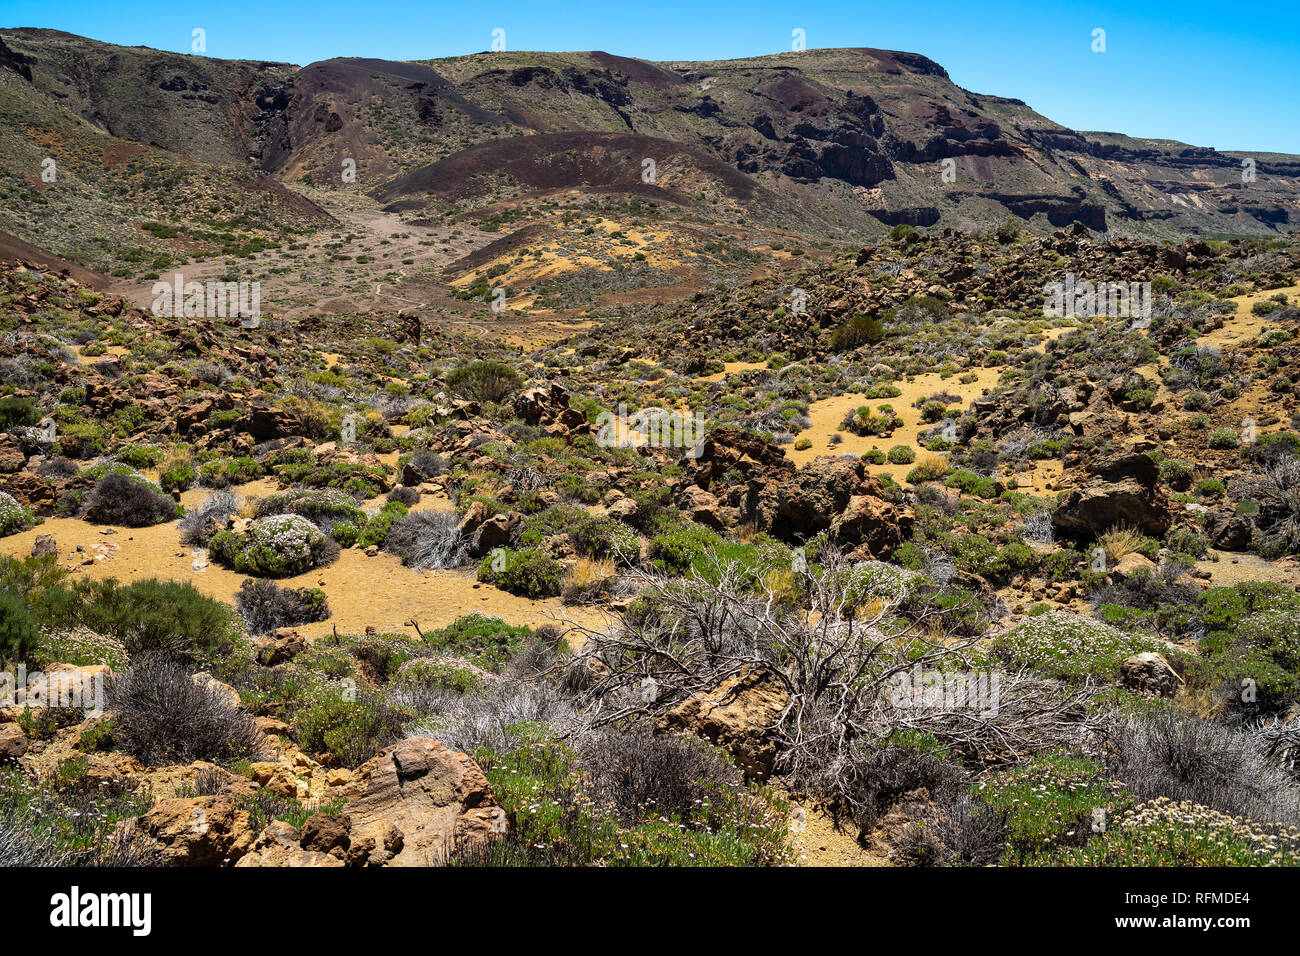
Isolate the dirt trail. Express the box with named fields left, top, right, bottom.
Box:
left=104, top=193, right=487, bottom=320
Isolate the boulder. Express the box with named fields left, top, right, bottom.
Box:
left=0, top=433, right=25, bottom=473
left=191, top=672, right=241, bottom=710
left=253, top=628, right=308, bottom=666
left=30, top=533, right=57, bottom=559
left=1112, top=552, right=1157, bottom=578
left=1204, top=508, right=1253, bottom=551
left=1120, top=652, right=1181, bottom=697
left=299, top=811, right=352, bottom=860
left=754, top=457, right=913, bottom=557
left=458, top=502, right=521, bottom=558
left=656, top=667, right=789, bottom=780
left=830, top=492, right=914, bottom=559
left=335, top=737, right=506, bottom=866
left=1051, top=447, right=1171, bottom=537
left=681, top=426, right=794, bottom=492
left=0, top=471, right=58, bottom=514
left=234, top=821, right=343, bottom=868
left=133, top=795, right=256, bottom=866
left=247, top=761, right=300, bottom=798
left=0, top=722, right=28, bottom=760
left=677, top=485, right=726, bottom=531
left=238, top=404, right=305, bottom=441
left=513, top=383, right=586, bottom=430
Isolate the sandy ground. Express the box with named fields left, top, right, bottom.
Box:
left=1197, top=549, right=1300, bottom=588
left=696, top=360, right=770, bottom=383
left=789, top=367, right=1004, bottom=478
left=789, top=801, right=888, bottom=867
left=1202, top=285, right=1299, bottom=350
left=0, top=484, right=604, bottom=641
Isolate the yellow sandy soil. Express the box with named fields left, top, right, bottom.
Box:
left=789, top=801, right=888, bottom=867
left=789, top=367, right=1003, bottom=478
left=1197, top=549, right=1300, bottom=588
left=696, top=360, right=769, bottom=383
left=0, top=484, right=603, bottom=641
left=1202, top=285, right=1299, bottom=350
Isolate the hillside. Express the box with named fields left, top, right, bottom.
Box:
left=2, top=25, right=1300, bottom=878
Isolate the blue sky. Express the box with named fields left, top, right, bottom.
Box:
left=4, top=0, right=1298, bottom=152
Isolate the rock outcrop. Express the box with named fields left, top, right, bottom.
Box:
left=657, top=667, right=789, bottom=779
left=1051, top=446, right=1172, bottom=537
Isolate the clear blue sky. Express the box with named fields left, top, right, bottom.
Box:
left=4, top=0, right=1298, bottom=152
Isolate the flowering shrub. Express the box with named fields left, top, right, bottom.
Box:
left=844, top=560, right=924, bottom=605
left=1056, top=799, right=1300, bottom=866
left=992, top=611, right=1160, bottom=683
left=210, top=513, right=339, bottom=577
left=253, top=488, right=366, bottom=530
left=0, top=492, right=33, bottom=537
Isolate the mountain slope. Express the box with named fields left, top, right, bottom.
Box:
left=0, top=29, right=1296, bottom=286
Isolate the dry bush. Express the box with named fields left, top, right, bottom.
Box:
left=108, top=657, right=266, bottom=766
left=562, top=557, right=615, bottom=604
left=564, top=551, right=1101, bottom=830
left=577, top=725, right=742, bottom=824
left=384, top=510, right=467, bottom=569
left=1098, top=523, right=1144, bottom=563
left=1249, top=457, right=1300, bottom=557
left=82, top=472, right=177, bottom=527
left=1104, top=711, right=1300, bottom=825
left=235, top=578, right=330, bottom=635
left=408, top=681, right=575, bottom=755
left=566, top=553, right=980, bottom=821
left=179, top=489, right=240, bottom=546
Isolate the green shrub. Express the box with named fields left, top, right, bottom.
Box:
left=944, top=533, right=1035, bottom=584
left=332, top=521, right=361, bottom=547
left=829, top=314, right=885, bottom=352
left=72, top=578, right=244, bottom=664
left=476, top=548, right=564, bottom=598
left=159, top=462, right=196, bottom=493
left=944, top=468, right=998, bottom=497
left=210, top=514, right=339, bottom=577
left=424, top=614, right=531, bottom=672
left=571, top=513, right=638, bottom=561
left=445, top=361, right=523, bottom=404
left=254, top=488, right=366, bottom=528
left=463, top=738, right=792, bottom=867
left=886, top=444, right=915, bottom=465
left=0, top=589, right=40, bottom=662
left=359, top=501, right=408, bottom=549
left=115, top=445, right=163, bottom=470
left=1157, top=458, right=1193, bottom=487
left=1207, top=428, right=1240, bottom=450
left=0, top=397, right=39, bottom=431
left=0, top=492, right=34, bottom=537
left=290, top=683, right=405, bottom=768
left=198, top=456, right=264, bottom=488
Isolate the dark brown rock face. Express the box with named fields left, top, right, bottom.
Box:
left=1052, top=447, right=1172, bottom=537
